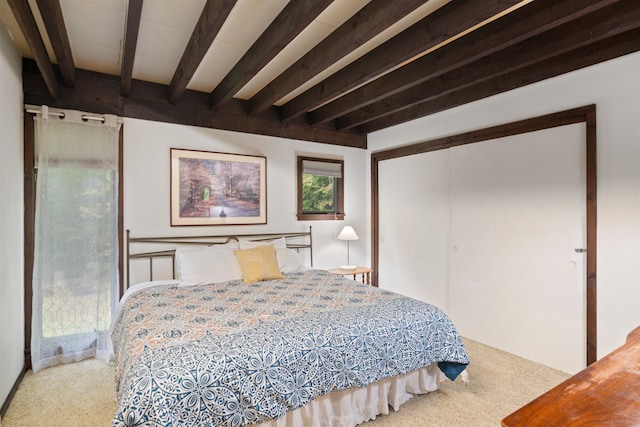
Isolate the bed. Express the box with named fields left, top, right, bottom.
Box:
left=111, top=229, right=469, bottom=426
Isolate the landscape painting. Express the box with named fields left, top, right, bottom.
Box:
left=170, top=148, right=266, bottom=226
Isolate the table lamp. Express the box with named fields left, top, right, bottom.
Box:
left=337, top=225, right=359, bottom=270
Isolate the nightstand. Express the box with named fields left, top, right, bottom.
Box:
left=328, top=266, right=372, bottom=285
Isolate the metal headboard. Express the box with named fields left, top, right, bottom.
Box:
left=126, top=227, right=313, bottom=289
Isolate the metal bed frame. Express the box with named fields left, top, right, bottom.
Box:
left=125, top=227, right=313, bottom=288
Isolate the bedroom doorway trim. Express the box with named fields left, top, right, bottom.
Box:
left=371, top=104, right=597, bottom=365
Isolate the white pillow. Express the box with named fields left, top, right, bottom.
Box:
left=276, top=248, right=306, bottom=274
left=174, top=242, right=239, bottom=279
left=239, top=237, right=287, bottom=250
left=175, top=246, right=242, bottom=285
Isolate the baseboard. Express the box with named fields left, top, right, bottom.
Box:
left=0, top=366, right=27, bottom=418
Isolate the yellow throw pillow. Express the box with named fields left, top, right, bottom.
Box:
left=234, top=244, right=285, bottom=284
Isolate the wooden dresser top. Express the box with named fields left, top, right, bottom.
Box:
left=502, top=325, right=640, bottom=426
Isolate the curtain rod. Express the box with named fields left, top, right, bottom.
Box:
left=25, top=107, right=123, bottom=124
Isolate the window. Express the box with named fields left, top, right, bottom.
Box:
left=28, top=108, right=121, bottom=372
left=297, top=156, right=344, bottom=220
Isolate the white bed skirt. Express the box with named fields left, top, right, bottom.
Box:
left=258, top=363, right=444, bottom=427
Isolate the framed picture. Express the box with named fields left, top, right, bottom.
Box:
left=170, top=148, right=266, bottom=226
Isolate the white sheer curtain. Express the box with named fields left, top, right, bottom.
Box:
left=31, top=106, right=120, bottom=373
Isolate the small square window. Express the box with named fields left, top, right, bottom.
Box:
left=297, top=156, right=344, bottom=221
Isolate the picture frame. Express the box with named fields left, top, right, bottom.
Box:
left=170, top=148, right=266, bottom=226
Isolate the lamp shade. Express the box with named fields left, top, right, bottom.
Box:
left=337, top=226, right=359, bottom=241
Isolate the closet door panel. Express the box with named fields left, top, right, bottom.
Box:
left=448, top=124, right=586, bottom=374
left=378, top=150, right=450, bottom=311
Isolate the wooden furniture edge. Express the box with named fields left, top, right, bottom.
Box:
left=502, top=325, right=640, bottom=426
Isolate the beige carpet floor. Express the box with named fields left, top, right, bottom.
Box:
left=1, top=338, right=569, bottom=427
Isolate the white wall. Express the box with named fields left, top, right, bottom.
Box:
left=368, top=51, right=640, bottom=359
left=0, top=24, right=24, bottom=414
left=123, top=118, right=368, bottom=283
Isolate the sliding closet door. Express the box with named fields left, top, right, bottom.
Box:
left=376, top=123, right=586, bottom=374
left=378, top=150, right=450, bottom=311
left=449, top=124, right=586, bottom=374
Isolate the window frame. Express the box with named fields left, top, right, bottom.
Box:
left=296, top=156, right=345, bottom=221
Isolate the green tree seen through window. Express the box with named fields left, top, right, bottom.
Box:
left=302, top=174, right=336, bottom=213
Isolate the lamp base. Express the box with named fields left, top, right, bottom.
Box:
left=340, top=265, right=358, bottom=270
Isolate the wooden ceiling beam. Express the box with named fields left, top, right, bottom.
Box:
left=358, top=27, right=640, bottom=133
left=168, top=0, right=236, bottom=104
left=35, top=0, right=75, bottom=88
left=338, top=2, right=640, bottom=130
left=21, top=59, right=366, bottom=148
left=120, top=0, right=143, bottom=96
left=247, top=0, right=427, bottom=116
left=7, top=0, right=58, bottom=98
left=14, top=0, right=639, bottom=144
left=210, top=0, right=333, bottom=110
left=280, top=0, right=520, bottom=122
left=125, top=95, right=366, bottom=148
left=309, top=0, right=620, bottom=126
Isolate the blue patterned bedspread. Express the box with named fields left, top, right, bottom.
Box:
left=111, top=269, right=469, bottom=426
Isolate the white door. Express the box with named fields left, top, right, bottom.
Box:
left=378, top=149, right=451, bottom=311
left=449, top=124, right=586, bottom=374
left=377, top=124, right=586, bottom=374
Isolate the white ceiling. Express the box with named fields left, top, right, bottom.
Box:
left=0, top=0, right=454, bottom=105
